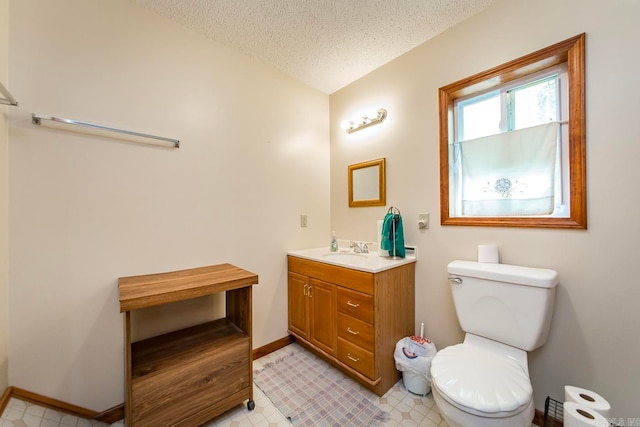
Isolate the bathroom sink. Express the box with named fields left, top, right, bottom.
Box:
left=289, top=246, right=417, bottom=273
left=322, top=252, right=368, bottom=261
left=321, top=252, right=378, bottom=269
left=322, top=252, right=372, bottom=266
left=288, top=247, right=417, bottom=273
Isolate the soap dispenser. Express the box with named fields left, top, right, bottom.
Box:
left=330, top=231, right=338, bottom=252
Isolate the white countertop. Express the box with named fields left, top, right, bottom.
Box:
left=288, top=246, right=417, bottom=273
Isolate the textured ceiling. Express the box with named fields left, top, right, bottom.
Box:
left=133, top=0, right=496, bottom=94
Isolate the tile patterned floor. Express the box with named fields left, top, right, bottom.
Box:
left=1, top=343, right=448, bottom=427
left=0, top=399, right=113, bottom=427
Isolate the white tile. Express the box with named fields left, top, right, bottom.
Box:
left=77, top=417, right=95, bottom=426
left=2, top=408, right=26, bottom=421
left=265, top=410, right=287, bottom=424
left=60, top=413, right=80, bottom=426
left=7, top=398, right=27, bottom=412
left=420, top=418, right=441, bottom=427
left=25, top=405, right=45, bottom=418
left=426, top=408, right=444, bottom=424
left=44, top=408, right=65, bottom=422
left=41, top=419, right=62, bottom=427
left=23, top=412, right=45, bottom=427
left=411, top=401, right=430, bottom=417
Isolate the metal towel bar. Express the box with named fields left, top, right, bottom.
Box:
left=32, top=113, right=180, bottom=148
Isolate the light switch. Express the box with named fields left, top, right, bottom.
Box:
left=418, top=213, right=429, bottom=229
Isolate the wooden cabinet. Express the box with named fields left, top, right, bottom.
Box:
left=119, top=264, right=258, bottom=427
left=288, top=273, right=337, bottom=355
left=287, top=271, right=309, bottom=340
left=287, top=255, right=415, bottom=396
left=309, top=279, right=337, bottom=355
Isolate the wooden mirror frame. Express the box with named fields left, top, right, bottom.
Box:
left=439, top=34, right=586, bottom=229
left=348, top=158, right=386, bottom=207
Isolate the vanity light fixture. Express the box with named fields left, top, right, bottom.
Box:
left=341, top=108, right=387, bottom=134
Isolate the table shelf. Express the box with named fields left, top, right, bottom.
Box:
left=119, top=264, right=258, bottom=427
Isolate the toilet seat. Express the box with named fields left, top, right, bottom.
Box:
left=431, top=343, right=532, bottom=417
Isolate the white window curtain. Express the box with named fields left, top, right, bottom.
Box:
left=456, top=122, right=560, bottom=216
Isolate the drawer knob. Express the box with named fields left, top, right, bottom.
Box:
left=346, top=301, right=359, bottom=308
left=347, top=327, right=360, bottom=335
left=347, top=353, right=360, bottom=362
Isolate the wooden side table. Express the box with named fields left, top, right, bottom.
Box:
left=118, top=264, right=258, bottom=426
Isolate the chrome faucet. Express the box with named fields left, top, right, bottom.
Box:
left=350, top=241, right=369, bottom=253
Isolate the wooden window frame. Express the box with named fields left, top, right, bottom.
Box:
left=439, top=33, right=586, bottom=229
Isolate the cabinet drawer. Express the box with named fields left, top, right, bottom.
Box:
left=337, top=337, right=375, bottom=379
left=288, top=256, right=373, bottom=294
left=337, top=288, right=373, bottom=324
left=338, top=313, right=373, bottom=350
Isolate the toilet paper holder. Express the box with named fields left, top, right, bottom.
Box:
left=544, top=396, right=564, bottom=427
left=544, top=396, right=617, bottom=427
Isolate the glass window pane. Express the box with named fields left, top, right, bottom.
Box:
left=459, top=93, right=501, bottom=141
left=511, top=77, right=558, bottom=129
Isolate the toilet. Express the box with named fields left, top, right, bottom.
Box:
left=430, top=260, right=559, bottom=427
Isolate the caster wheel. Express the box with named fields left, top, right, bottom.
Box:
left=247, top=399, right=255, bottom=411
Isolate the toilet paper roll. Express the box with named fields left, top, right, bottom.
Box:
left=565, top=386, right=611, bottom=418
left=564, top=402, right=610, bottom=427
left=377, top=220, right=387, bottom=257
left=477, top=245, right=499, bottom=263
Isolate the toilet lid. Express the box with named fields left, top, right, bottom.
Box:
left=431, top=344, right=532, bottom=414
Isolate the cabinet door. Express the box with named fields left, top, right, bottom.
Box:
left=309, top=279, right=337, bottom=355
left=288, top=272, right=309, bottom=339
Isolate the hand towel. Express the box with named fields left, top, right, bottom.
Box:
left=381, top=211, right=405, bottom=258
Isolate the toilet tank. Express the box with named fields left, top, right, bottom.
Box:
left=448, top=260, right=559, bottom=351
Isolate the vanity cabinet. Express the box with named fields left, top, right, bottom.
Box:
left=118, top=264, right=258, bottom=427
left=287, top=255, right=415, bottom=396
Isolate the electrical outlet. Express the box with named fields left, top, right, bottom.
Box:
left=300, top=214, right=308, bottom=228
left=418, top=212, right=429, bottom=229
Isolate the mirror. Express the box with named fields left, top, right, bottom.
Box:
left=348, top=158, right=386, bottom=207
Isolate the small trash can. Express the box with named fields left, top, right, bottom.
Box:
left=394, top=335, right=437, bottom=396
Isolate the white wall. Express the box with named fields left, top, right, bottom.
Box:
left=0, top=0, right=9, bottom=392
left=8, top=0, right=329, bottom=410
left=330, top=0, right=640, bottom=418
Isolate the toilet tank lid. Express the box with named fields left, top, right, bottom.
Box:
left=448, top=260, right=559, bottom=288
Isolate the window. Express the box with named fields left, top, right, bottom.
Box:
left=439, top=34, right=586, bottom=229
left=457, top=72, right=561, bottom=140
left=452, top=68, right=567, bottom=217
